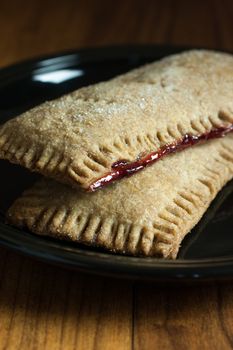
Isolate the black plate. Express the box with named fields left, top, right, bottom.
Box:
left=0, top=45, right=233, bottom=281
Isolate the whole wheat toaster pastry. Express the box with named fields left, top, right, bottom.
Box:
left=7, top=135, right=233, bottom=258
left=0, top=50, right=233, bottom=191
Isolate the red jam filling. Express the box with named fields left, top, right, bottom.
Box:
left=88, top=125, right=233, bottom=192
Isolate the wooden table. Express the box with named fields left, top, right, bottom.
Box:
left=0, top=1, right=233, bottom=349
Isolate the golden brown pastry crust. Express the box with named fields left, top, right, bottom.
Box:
left=1, top=50, right=233, bottom=190
left=7, top=135, right=233, bottom=258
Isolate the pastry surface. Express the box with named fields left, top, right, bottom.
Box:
left=0, top=50, right=233, bottom=190
left=7, top=135, right=233, bottom=258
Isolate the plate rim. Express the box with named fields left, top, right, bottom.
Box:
left=1, top=221, right=233, bottom=281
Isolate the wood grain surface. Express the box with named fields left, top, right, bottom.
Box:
left=0, top=0, right=233, bottom=349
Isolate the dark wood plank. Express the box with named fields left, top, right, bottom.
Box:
left=0, top=247, right=133, bottom=350
left=134, top=282, right=233, bottom=350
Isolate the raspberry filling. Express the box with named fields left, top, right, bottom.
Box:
left=88, top=124, right=233, bottom=192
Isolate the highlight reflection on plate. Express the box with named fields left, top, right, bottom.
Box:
left=0, top=45, right=233, bottom=281
left=33, top=69, right=84, bottom=84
